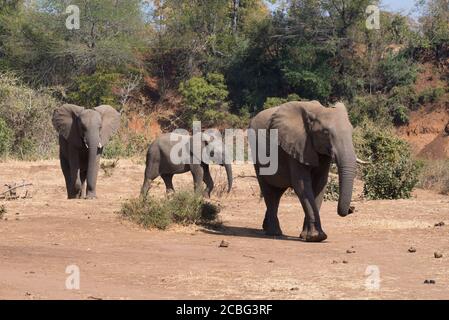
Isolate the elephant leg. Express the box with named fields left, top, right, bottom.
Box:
left=258, top=177, right=285, bottom=236
left=202, top=165, right=214, bottom=198
left=60, top=154, right=72, bottom=199
left=80, top=169, right=87, bottom=199
left=301, top=157, right=331, bottom=238
left=289, top=160, right=327, bottom=242
left=161, top=174, right=175, bottom=194
left=68, top=150, right=82, bottom=199
left=141, top=156, right=159, bottom=198
left=190, top=165, right=204, bottom=195
left=312, top=157, right=331, bottom=213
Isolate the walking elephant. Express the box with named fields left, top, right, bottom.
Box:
left=141, top=132, right=233, bottom=197
left=249, top=101, right=359, bottom=242
left=52, top=104, right=121, bottom=199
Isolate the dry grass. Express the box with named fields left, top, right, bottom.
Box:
left=418, top=160, right=449, bottom=194
left=119, top=191, right=221, bottom=230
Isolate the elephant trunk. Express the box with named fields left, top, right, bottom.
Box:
left=86, top=135, right=101, bottom=198
left=335, top=146, right=357, bottom=217
left=224, top=163, right=233, bottom=193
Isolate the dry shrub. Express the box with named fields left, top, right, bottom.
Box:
left=0, top=73, right=59, bottom=159
left=100, top=159, right=119, bottom=177
left=119, top=191, right=220, bottom=230
left=417, top=160, right=449, bottom=195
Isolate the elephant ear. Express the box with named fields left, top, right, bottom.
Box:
left=52, top=104, right=85, bottom=141
left=268, top=101, right=320, bottom=167
left=95, top=105, right=121, bottom=146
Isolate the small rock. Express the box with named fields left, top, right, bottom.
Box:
left=268, top=260, right=274, bottom=263
left=346, top=249, right=356, bottom=254
left=408, top=247, right=417, bottom=253
left=219, top=240, right=229, bottom=248
left=424, top=279, right=436, bottom=284
left=342, top=260, right=349, bottom=264
left=434, top=252, right=443, bottom=259
left=332, top=260, right=339, bottom=264
left=25, top=292, right=32, bottom=296
left=434, top=221, right=445, bottom=227
left=290, top=287, right=299, bottom=291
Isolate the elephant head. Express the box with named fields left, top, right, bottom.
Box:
left=190, top=131, right=233, bottom=193
left=52, top=104, right=120, bottom=197
left=269, top=101, right=356, bottom=217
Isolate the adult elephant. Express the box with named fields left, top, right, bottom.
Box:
left=141, top=132, right=233, bottom=197
left=249, top=101, right=359, bottom=242
left=52, top=104, right=120, bottom=199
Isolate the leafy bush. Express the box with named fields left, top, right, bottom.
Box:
left=179, top=73, right=231, bottom=127
left=389, top=85, right=419, bottom=111
left=354, top=122, right=421, bottom=199
left=102, top=129, right=151, bottom=159
left=263, top=93, right=302, bottom=109
left=391, top=105, right=409, bottom=125
left=378, top=55, right=418, bottom=91
left=418, top=87, right=445, bottom=104
left=68, top=71, right=120, bottom=108
left=348, top=95, right=392, bottom=127
left=283, top=69, right=331, bottom=101
left=119, top=191, right=221, bottom=230
left=0, top=73, right=59, bottom=159
left=417, top=160, right=449, bottom=195
left=0, top=117, right=13, bottom=157
left=263, top=97, right=288, bottom=109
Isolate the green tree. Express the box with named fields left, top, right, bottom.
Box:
left=179, top=73, right=230, bottom=126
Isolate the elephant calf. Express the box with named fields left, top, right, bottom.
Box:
left=141, top=132, right=233, bottom=197
left=52, top=104, right=120, bottom=199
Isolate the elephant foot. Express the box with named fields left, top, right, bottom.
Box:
left=262, top=217, right=283, bottom=236
left=85, top=192, right=97, bottom=200
left=299, top=223, right=327, bottom=242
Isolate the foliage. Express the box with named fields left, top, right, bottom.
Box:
left=0, top=0, right=448, bottom=162
left=67, top=72, right=120, bottom=108
left=377, top=55, right=418, bottom=91
left=263, top=93, right=301, bottom=109
left=391, top=105, right=409, bottom=125
left=0, top=73, right=58, bottom=159
left=119, top=191, right=220, bottom=230
left=354, top=122, right=421, bottom=199
left=0, top=0, right=146, bottom=86
left=179, top=73, right=231, bottom=126
left=418, top=87, right=446, bottom=104
left=0, top=117, right=13, bottom=158
left=102, top=131, right=151, bottom=159
left=324, top=176, right=340, bottom=201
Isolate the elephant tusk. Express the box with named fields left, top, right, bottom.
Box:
left=98, top=142, right=103, bottom=149
left=356, top=158, right=370, bottom=164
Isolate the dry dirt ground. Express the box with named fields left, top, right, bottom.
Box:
left=0, top=159, right=448, bottom=300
